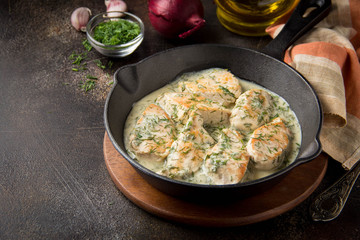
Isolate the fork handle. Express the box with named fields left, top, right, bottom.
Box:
left=310, top=160, right=360, bottom=221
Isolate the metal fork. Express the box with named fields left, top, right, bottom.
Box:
left=310, top=160, right=360, bottom=221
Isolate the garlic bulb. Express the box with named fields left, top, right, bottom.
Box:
left=71, top=7, right=92, bottom=32
left=105, top=0, right=127, bottom=17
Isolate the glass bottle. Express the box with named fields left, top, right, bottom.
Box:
left=215, top=0, right=300, bottom=36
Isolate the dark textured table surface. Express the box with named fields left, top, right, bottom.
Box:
left=1, top=0, right=359, bottom=239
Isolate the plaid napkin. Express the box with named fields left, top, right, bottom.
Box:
left=266, top=0, right=360, bottom=169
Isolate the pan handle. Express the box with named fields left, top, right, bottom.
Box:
left=297, top=137, right=322, bottom=163
left=261, top=0, right=332, bottom=61
left=113, top=64, right=139, bottom=94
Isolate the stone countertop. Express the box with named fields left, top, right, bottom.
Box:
left=0, top=0, right=359, bottom=239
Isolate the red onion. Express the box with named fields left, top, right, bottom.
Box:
left=148, top=0, right=205, bottom=39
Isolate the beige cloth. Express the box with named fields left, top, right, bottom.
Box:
left=267, top=0, right=360, bottom=169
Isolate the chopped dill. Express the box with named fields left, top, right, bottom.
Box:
left=93, top=19, right=140, bottom=45
left=79, top=79, right=96, bottom=92
left=94, top=59, right=106, bottom=69
left=82, top=39, right=93, bottom=51
left=69, top=52, right=87, bottom=65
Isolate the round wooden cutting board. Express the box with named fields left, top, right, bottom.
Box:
left=103, top=133, right=327, bottom=227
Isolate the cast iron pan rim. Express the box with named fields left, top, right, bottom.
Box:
left=104, top=43, right=323, bottom=189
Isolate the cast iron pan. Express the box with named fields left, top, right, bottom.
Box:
left=104, top=0, right=331, bottom=200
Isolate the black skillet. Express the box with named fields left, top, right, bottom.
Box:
left=104, top=0, right=331, bottom=200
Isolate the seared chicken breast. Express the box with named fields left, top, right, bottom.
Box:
left=161, top=111, right=215, bottom=180
left=156, top=92, right=231, bottom=125
left=129, top=104, right=176, bottom=163
left=125, top=68, right=301, bottom=185
left=230, top=89, right=273, bottom=132
left=247, top=117, right=291, bottom=170
left=178, top=69, right=242, bottom=107
left=204, top=128, right=250, bottom=184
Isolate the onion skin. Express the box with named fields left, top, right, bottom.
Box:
left=71, top=7, right=92, bottom=32
left=148, top=0, right=205, bottom=39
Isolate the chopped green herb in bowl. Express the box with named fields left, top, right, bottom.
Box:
left=86, top=12, right=144, bottom=58
left=93, top=19, right=140, bottom=45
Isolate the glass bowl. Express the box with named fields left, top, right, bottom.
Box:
left=86, top=11, right=144, bottom=58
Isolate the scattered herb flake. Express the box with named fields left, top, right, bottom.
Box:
left=94, top=59, right=106, bottom=69
left=79, top=65, right=88, bottom=71
left=82, top=39, right=93, bottom=51
left=79, top=79, right=96, bottom=92
left=107, top=60, right=113, bottom=69
left=68, top=39, right=117, bottom=95
left=69, top=52, right=87, bottom=65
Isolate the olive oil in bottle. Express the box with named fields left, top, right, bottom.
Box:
left=215, top=0, right=300, bottom=36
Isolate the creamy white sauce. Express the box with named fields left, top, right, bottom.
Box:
left=124, top=68, right=301, bottom=184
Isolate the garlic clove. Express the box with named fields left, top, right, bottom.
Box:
left=104, top=0, right=111, bottom=8
left=106, top=0, right=128, bottom=18
left=71, top=7, right=92, bottom=32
